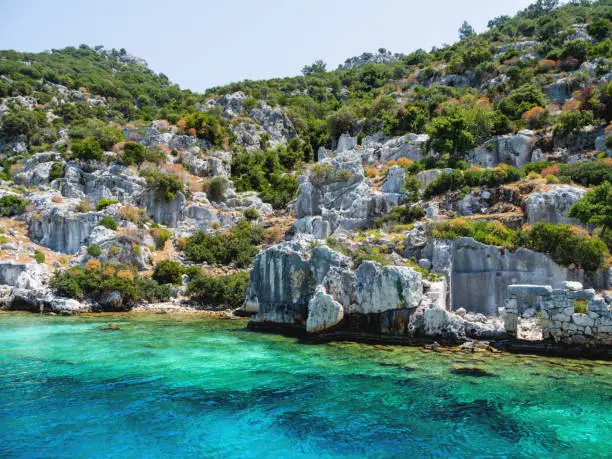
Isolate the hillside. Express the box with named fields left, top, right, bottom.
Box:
left=0, top=0, right=611, bottom=347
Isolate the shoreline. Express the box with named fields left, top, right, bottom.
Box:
left=3, top=309, right=611, bottom=360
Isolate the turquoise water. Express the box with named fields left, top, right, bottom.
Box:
left=0, top=313, right=611, bottom=458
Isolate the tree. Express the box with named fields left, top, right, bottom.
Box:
left=587, top=19, right=611, bottom=41
left=152, top=260, right=183, bottom=285
left=427, top=108, right=475, bottom=156
left=122, top=142, right=146, bottom=165
left=70, top=138, right=104, bottom=161
left=568, top=181, right=612, bottom=238
left=459, top=21, right=475, bottom=39
left=302, top=60, right=327, bottom=75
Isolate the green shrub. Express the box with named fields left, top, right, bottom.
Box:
left=553, top=110, right=595, bottom=145
left=0, top=195, right=26, bottom=217
left=50, top=269, right=82, bottom=299
left=208, top=176, right=228, bottom=201
left=70, top=138, right=103, bottom=161
left=568, top=181, right=612, bottom=243
left=50, top=262, right=171, bottom=307
left=87, top=244, right=102, bottom=257
left=97, top=198, right=118, bottom=210
left=150, top=225, right=172, bottom=249
left=243, top=208, right=260, bottom=221
left=432, top=219, right=518, bottom=248
left=34, top=250, right=45, bottom=264
left=561, top=160, right=612, bottom=187
left=231, top=150, right=299, bottom=209
left=574, top=299, right=589, bottom=314
left=187, top=271, right=250, bottom=308
left=68, top=119, right=123, bottom=150
left=143, top=170, right=183, bottom=201
left=183, top=220, right=264, bottom=268
left=121, top=142, right=146, bottom=166
left=75, top=199, right=94, bottom=213
left=191, top=272, right=246, bottom=306
left=521, top=223, right=607, bottom=272
left=49, top=162, right=65, bottom=181
left=98, top=216, right=118, bottom=231
left=423, top=165, right=523, bottom=198
left=373, top=205, right=426, bottom=228
left=152, top=260, right=183, bottom=285
left=183, top=111, right=234, bottom=147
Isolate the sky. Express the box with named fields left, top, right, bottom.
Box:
left=0, top=0, right=537, bottom=93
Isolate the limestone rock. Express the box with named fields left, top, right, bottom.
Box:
left=466, top=131, right=537, bottom=168
left=352, top=261, right=423, bottom=314
left=525, top=186, right=585, bottom=225
left=306, top=288, right=344, bottom=333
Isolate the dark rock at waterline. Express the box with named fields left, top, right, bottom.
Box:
left=450, top=366, right=496, bottom=378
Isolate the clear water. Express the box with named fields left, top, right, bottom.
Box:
left=0, top=313, right=611, bottom=458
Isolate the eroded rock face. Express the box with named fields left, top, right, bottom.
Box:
left=246, top=237, right=317, bottom=325
left=466, top=131, right=537, bottom=168
left=352, top=262, right=422, bottom=314
left=525, top=186, right=585, bottom=225
left=293, top=152, right=395, bottom=238
left=29, top=205, right=103, bottom=254
left=141, top=191, right=186, bottom=228
left=246, top=240, right=504, bottom=341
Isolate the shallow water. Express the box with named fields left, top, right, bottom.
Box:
left=0, top=313, right=610, bottom=458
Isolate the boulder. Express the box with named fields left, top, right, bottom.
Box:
left=306, top=288, right=344, bottom=333
left=352, top=261, right=423, bottom=314
left=525, top=186, right=585, bottom=225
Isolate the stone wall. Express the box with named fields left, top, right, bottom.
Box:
left=504, top=284, right=612, bottom=346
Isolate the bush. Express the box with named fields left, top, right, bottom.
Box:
left=423, top=165, right=523, bottom=198
left=522, top=223, right=607, bottom=272
left=87, top=244, right=102, bottom=257
left=183, top=220, right=264, bottom=268
left=143, top=170, right=183, bottom=201
left=75, top=199, right=94, bottom=213
left=187, top=271, right=250, bottom=308
left=97, top=198, right=118, bottom=210
left=0, top=195, right=26, bottom=217
left=208, top=176, right=228, bottom=201
left=50, top=262, right=171, bottom=307
left=49, top=162, right=65, bottom=181
left=34, top=250, right=45, bottom=264
left=68, top=119, right=123, bottom=150
left=562, top=160, right=612, bottom=187
left=587, top=19, right=611, bottom=41
left=98, top=216, right=118, bottom=231
left=243, top=208, right=260, bottom=221
left=150, top=225, right=171, bottom=249
left=553, top=110, right=595, bottom=145
left=121, top=142, right=146, bottom=166
left=373, top=205, right=426, bottom=228
left=70, top=138, right=104, bottom=161
left=118, top=206, right=145, bottom=224
left=152, top=260, right=183, bottom=285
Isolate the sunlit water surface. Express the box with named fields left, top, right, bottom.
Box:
left=0, top=313, right=610, bottom=458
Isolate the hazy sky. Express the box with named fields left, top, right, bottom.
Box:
left=1, top=0, right=536, bottom=92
